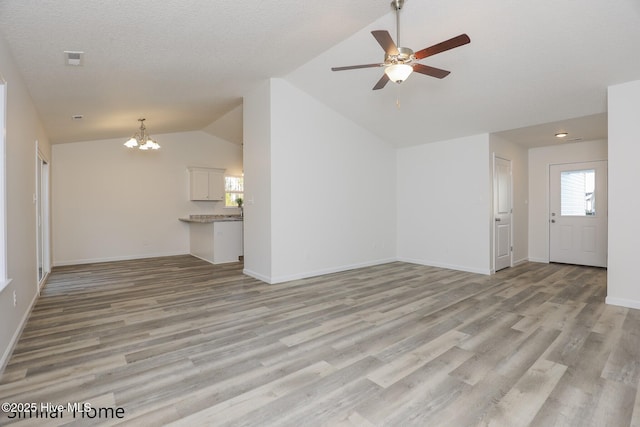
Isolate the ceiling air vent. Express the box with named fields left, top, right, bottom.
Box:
left=64, top=51, right=84, bottom=66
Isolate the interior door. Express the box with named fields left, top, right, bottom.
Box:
left=494, top=156, right=512, bottom=271
left=549, top=161, right=607, bottom=267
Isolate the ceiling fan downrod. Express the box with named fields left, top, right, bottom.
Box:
left=392, top=0, right=405, bottom=47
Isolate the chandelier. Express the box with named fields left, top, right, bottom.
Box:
left=124, top=118, right=160, bottom=150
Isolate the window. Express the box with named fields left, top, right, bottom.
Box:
left=225, top=176, right=244, bottom=207
left=560, top=169, right=596, bottom=216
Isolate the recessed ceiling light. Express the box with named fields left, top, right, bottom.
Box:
left=555, top=132, right=569, bottom=138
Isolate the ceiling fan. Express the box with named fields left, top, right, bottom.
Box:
left=331, top=0, right=470, bottom=90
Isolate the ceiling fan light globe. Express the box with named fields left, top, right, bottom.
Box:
left=385, top=63, right=413, bottom=83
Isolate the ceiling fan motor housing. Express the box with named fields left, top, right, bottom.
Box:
left=385, top=46, right=415, bottom=65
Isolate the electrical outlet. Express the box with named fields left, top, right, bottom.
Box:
left=13, top=290, right=17, bottom=307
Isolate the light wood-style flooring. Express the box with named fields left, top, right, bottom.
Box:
left=1, top=256, right=639, bottom=426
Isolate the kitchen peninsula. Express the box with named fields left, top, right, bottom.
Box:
left=179, top=215, right=243, bottom=264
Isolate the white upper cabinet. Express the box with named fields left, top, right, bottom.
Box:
left=188, top=167, right=225, bottom=201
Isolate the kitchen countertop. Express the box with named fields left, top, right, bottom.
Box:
left=179, top=214, right=243, bottom=223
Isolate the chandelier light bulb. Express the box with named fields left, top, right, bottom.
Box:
left=124, top=137, right=138, bottom=148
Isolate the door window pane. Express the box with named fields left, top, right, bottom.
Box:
left=560, top=169, right=595, bottom=216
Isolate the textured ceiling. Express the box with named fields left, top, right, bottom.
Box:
left=1, top=0, right=639, bottom=147
left=287, top=0, right=640, bottom=147
left=0, top=0, right=388, bottom=144
left=493, top=113, right=608, bottom=149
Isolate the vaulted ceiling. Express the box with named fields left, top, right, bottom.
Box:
left=1, top=0, right=639, bottom=147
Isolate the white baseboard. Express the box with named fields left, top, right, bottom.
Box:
left=512, top=257, right=529, bottom=266
left=0, top=287, right=39, bottom=374
left=242, top=268, right=272, bottom=284
left=605, top=296, right=640, bottom=310
left=244, top=258, right=397, bottom=285
left=527, top=257, right=549, bottom=264
left=397, top=257, right=492, bottom=275
left=53, top=251, right=189, bottom=267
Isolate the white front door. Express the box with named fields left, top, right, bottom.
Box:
left=549, top=161, right=607, bottom=267
left=494, top=156, right=512, bottom=272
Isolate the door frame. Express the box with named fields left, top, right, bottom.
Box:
left=35, top=141, right=51, bottom=290
left=492, top=154, right=513, bottom=273
left=0, top=77, right=7, bottom=288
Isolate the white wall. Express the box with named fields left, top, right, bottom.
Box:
left=242, top=80, right=273, bottom=281
left=527, top=139, right=607, bottom=263
left=203, top=104, right=243, bottom=145
left=0, top=35, right=51, bottom=370
left=490, top=134, right=529, bottom=267
left=243, top=78, right=397, bottom=284
left=52, top=130, right=242, bottom=265
left=607, top=80, right=640, bottom=309
left=397, top=134, right=492, bottom=274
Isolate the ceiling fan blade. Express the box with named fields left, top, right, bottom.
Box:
left=414, top=34, right=470, bottom=60
left=331, top=63, right=384, bottom=71
left=413, top=63, right=451, bottom=79
left=372, top=74, right=390, bottom=90
left=371, top=30, right=399, bottom=56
